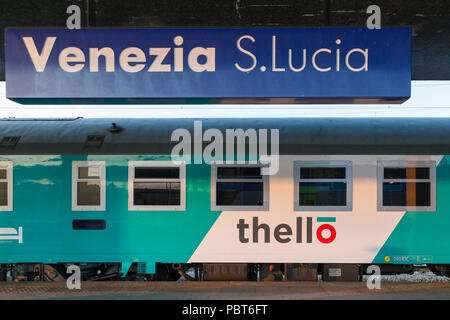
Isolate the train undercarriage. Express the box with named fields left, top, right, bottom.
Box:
left=1, top=263, right=449, bottom=282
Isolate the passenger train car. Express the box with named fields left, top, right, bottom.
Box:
left=0, top=117, right=449, bottom=281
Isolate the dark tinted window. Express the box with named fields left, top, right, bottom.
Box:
left=216, top=182, right=264, bottom=206
left=135, top=167, right=179, bottom=179
left=78, top=167, right=100, bottom=179
left=72, top=220, right=106, bottom=230
left=217, top=167, right=261, bottom=179
left=0, top=169, right=6, bottom=180
left=133, top=182, right=180, bottom=206
left=384, top=168, right=430, bottom=179
left=0, top=182, right=7, bottom=206
left=300, top=167, right=346, bottom=179
left=77, top=182, right=101, bottom=206
left=383, top=182, right=430, bottom=207
left=299, top=182, right=347, bottom=206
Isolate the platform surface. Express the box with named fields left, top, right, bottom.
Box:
left=1, top=281, right=450, bottom=300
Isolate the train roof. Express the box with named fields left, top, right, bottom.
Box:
left=1, top=117, right=450, bottom=155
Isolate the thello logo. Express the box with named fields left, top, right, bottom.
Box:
left=237, top=217, right=337, bottom=244
left=315, top=217, right=337, bottom=244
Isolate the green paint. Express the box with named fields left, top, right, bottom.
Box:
left=373, top=156, right=450, bottom=264
left=0, top=155, right=222, bottom=272
left=317, top=217, right=336, bottom=223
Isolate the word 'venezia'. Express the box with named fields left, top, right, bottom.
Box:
left=22, top=35, right=368, bottom=74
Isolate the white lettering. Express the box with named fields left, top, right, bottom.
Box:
left=235, top=35, right=257, bottom=72
left=89, top=47, right=115, bottom=72
left=188, top=47, right=216, bottom=72
left=272, top=36, right=285, bottom=72
left=288, top=49, right=307, bottom=72
left=312, top=48, right=331, bottom=72
left=148, top=48, right=171, bottom=72
left=346, top=48, right=369, bottom=72
left=22, top=36, right=56, bottom=72
left=59, top=47, right=85, bottom=72
left=173, top=36, right=184, bottom=72
left=119, top=47, right=146, bottom=73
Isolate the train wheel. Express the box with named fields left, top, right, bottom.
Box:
left=154, top=263, right=180, bottom=281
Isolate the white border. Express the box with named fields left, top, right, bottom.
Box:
left=211, top=163, right=269, bottom=211
left=0, top=161, right=13, bottom=211
left=72, top=161, right=106, bottom=211
left=377, top=160, right=436, bottom=212
left=128, top=161, right=186, bottom=211
left=294, top=161, right=353, bottom=211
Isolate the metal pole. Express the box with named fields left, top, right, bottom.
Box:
left=86, top=0, right=89, bottom=27
left=87, top=0, right=96, bottom=27
left=324, top=0, right=331, bottom=26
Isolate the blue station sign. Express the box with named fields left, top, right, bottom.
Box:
left=5, top=27, right=411, bottom=101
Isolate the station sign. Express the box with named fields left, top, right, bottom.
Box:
left=5, top=27, right=411, bottom=101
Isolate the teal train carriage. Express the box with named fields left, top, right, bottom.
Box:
left=0, top=117, right=449, bottom=281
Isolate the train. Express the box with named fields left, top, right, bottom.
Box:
left=0, top=117, right=450, bottom=281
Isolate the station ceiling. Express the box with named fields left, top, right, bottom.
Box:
left=0, top=0, right=449, bottom=80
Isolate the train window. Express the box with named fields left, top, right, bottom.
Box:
left=72, top=161, right=106, bottom=211
left=0, top=161, right=13, bottom=211
left=294, top=161, right=352, bottom=211
left=211, top=165, right=269, bottom=211
left=128, top=161, right=186, bottom=211
left=378, top=161, right=436, bottom=211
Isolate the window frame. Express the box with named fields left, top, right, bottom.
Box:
left=0, top=161, right=13, bottom=212
left=128, top=161, right=186, bottom=211
left=377, top=161, right=436, bottom=212
left=72, top=161, right=106, bottom=211
left=211, top=163, right=269, bottom=211
left=294, top=161, right=353, bottom=211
